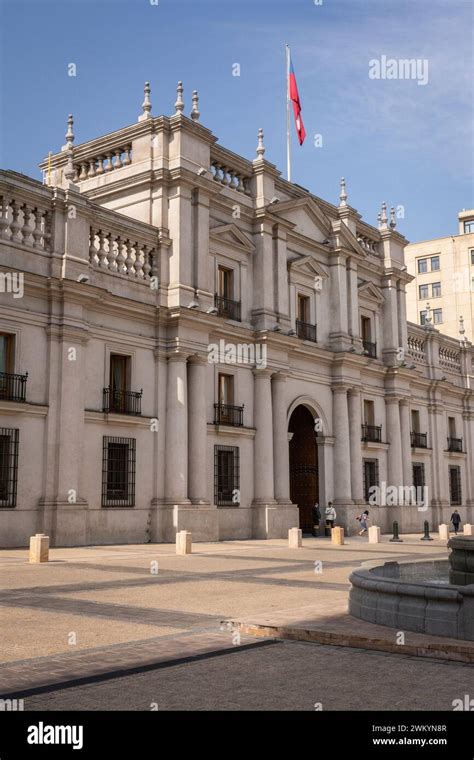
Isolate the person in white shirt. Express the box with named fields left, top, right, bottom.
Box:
left=325, top=502, right=336, bottom=529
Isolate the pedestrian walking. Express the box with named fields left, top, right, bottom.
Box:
left=325, top=501, right=336, bottom=529
left=450, top=509, right=461, bottom=535
left=356, top=510, right=370, bottom=535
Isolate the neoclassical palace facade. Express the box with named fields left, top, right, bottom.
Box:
left=0, top=84, right=473, bottom=546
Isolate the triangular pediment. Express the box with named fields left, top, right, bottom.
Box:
left=330, top=219, right=367, bottom=258
left=271, top=197, right=332, bottom=243
left=358, top=280, right=385, bottom=304
left=210, top=223, right=254, bottom=253
left=288, top=255, right=329, bottom=278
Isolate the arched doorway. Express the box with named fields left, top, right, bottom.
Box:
left=289, top=405, right=319, bottom=534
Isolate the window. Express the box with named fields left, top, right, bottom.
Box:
left=411, top=409, right=420, bottom=433
left=363, top=400, right=375, bottom=426
left=448, top=417, right=456, bottom=438
left=464, top=221, right=474, bottom=233
left=0, top=428, right=19, bottom=508
left=420, top=310, right=427, bottom=325
left=110, top=354, right=130, bottom=393
left=418, top=284, right=429, bottom=300
left=217, top=266, right=233, bottom=300
left=297, top=294, right=310, bottom=323
left=361, top=316, right=372, bottom=342
left=449, top=466, right=462, bottom=505
left=218, top=373, right=234, bottom=406
left=0, top=334, right=15, bottom=374
left=102, top=437, right=136, bottom=507
left=433, top=308, right=442, bottom=324
left=431, top=282, right=441, bottom=298
left=214, top=445, right=240, bottom=506
left=417, top=256, right=440, bottom=273
left=363, top=459, right=379, bottom=503
left=471, top=249, right=474, bottom=265
left=417, top=258, right=428, bottom=274
left=430, top=256, right=440, bottom=271
left=412, top=463, right=425, bottom=490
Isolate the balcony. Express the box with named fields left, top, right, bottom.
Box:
left=0, top=372, right=28, bottom=402
left=411, top=432, right=428, bottom=449
left=447, top=436, right=463, bottom=453
left=214, top=403, right=244, bottom=427
left=214, top=294, right=241, bottom=322
left=296, top=319, right=317, bottom=343
left=361, top=424, right=382, bottom=443
left=363, top=340, right=377, bottom=358
left=103, top=387, right=142, bottom=416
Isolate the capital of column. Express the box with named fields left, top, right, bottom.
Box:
left=348, top=386, right=362, bottom=398
left=272, top=371, right=290, bottom=383
left=253, top=367, right=273, bottom=379
left=385, top=395, right=402, bottom=405
left=399, top=398, right=410, bottom=408
left=167, top=351, right=190, bottom=364
left=188, top=353, right=208, bottom=367
left=332, top=384, right=350, bottom=395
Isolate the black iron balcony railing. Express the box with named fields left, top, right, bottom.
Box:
left=296, top=319, right=317, bottom=342
left=103, top=387, right=142, bottom=416
left=447, top=436, right=463, bottom=453
left=214, top=294, right=241, bottom=322
left=363, top=340, right=377, bottom=358
left=0, top=371, right=28, bottom=402
left=361, top=424, right=382, bottom=443
left=214, top=402, right=244, bottom=427
left=411, top=432, right=428, bottom=449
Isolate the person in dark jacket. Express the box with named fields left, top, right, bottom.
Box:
left=312, top=502, right=322, bottom=536
left=450, top=510, right=461, bottom=535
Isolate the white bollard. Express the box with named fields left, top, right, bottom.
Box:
left=331, top=526, right=344, bottom=545
left=176, top=530, right=192, bottom=555
left=463, top=524, right=473, bottom=536
left=288, top=527, right=302, bottom=548
left=438, top=523, right=449, bottom=541
left=29, top=534, right=49, bottom=563
left=368, top=526, right=381, bottom=544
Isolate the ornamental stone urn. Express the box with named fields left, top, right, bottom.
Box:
left=448, top=535, right=474, bottom=585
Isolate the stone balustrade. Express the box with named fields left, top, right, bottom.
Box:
left=74, top=146, right=132, bottom=182
left=0, top=193, right=52, bottom=252
left=210, top=147, right=252, bottom=196
left=88, top=226, right=157, bottom=280
left=439, top=344, right=461, bottom=372
left=356, top=234, right=379, bottom=255
left=407, top=331, right=426, bottom=363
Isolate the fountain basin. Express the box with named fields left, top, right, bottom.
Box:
left=448, top=536, right=474, bottom=585
left=349, top=558, right=474, bottom=641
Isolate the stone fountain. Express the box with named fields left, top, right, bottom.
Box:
left=349, top=535, right=474, bottom=641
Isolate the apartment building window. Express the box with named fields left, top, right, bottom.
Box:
left=413, top=463, right=425, bottom=490
left=418, top=256, right=440, bottom=273
left=418, top=284, right=429, bottom=299
left=431, top=282, right=442, bottom=298
left=449, top=466, right=462, bottom=506
left=0, top=428, right=19, bottom=508
left=470, top=249, right=474, bottom=265
left=214, top=445, right=240, bottom=506
left=464, top=221, right=474, bottom=233
left=421, top=309, right=442, bottom=325
left=102, top=436, right=136, bottom=507
left=363, top=459, right=379, bottom=503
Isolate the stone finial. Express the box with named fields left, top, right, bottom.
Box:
left=175, top=81, right=184, bottom=114
left=139, top=81, right=152, bottom=121
left=389, top=206, right=397, bottom=229
left=339, top=177, right=347, bottom=207
left=65, top=114, right=74, bottom=148
left=256, top=128, right=265, bottom=158
left=424, top=302, right=432, bottom=325
left=459, top=315, right=465, bottom=341
left=377, top=211, right=382, bottom=226
left=64, top=114, right=76, bottom=182
left=191, top=90, right=200, bottom=121
left=378, top=201, right=388, bottom=229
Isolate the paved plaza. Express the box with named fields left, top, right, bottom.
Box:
left=0, top=535, right=473, bottom=709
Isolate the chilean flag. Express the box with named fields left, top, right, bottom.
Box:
left=288, top=53, right=306, bottom=145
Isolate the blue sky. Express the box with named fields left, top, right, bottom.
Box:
left=1, top=0, right=472, bottom=242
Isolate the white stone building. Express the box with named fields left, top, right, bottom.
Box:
left=0, top=83, right=473, bottom=547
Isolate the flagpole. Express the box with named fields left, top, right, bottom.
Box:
left=286, top=44, right=291, bottom=182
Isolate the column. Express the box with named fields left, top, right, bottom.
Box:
left=253, top=369, right=275, bottom=503
left=332, top=386, right=352, bottom=503
left=188, top=355, right=209, bottom=504
left=399, top=399, right=412, bottom=487
left=348, top=388, right=364, bottom=503
left=385, top=396, right=404, bottom=490
left=165, top=353, right=190, bottom=503
left=272, top=372, right=291, bottom=504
